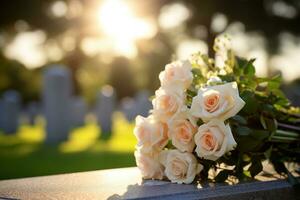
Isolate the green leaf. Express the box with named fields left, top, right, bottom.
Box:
left=260, top=115, right=267, bottom=129
left=261, top=104, right=275, bottom=115
left=197, top=119, right=204, bottom=126
left=244, top=62, right=256, bottom=77
left=260, top=116, right=277, bottom=132
left=271, top=74, right=282, bottom=82
left=236, top=57, right=248, bottom=69
left=235, top=126, right=253, bottom=136
left=264, top=146, right=273, bottom=159
left=191, top=68, right=202, bottom=76
left=251, top=130, right=270, bottom=141
left=186, top=89, right=197, bottom=98
left=265, top=118, right=277, bottom=132
left=243, top=170, right=251, bottom=178
left=271, top=160, right=286, bottom=174
left=234, top=154, right=251, bottom=179
left=165, top=140, right=175, bottom=149
left=219, top=157, right=236, bottom=166
left=237, top=129, right=270, bottom=152
left=240, top=90, right=258, bottom=114
left=275, top=98, right=290, bottom=107
left=268, top=74, right=282, bottom=90
left=232, top=115, right=247, bottom=125
left=249, top=159, right=263, bottom=177
left=218, top=74, right=236, bottom=82
left=237, top=137, right=261, bottom=152
left=268, top=81, right=280, bottom=90
left=215, top=170, right=230, bottom=182
left=256, top=77, right=269, bottom=83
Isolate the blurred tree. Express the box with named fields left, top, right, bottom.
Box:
left=1, top=0, right=300, bottom=100
left=0, top=53, right=41, bottom=103
left=108, top=57, right=136, bottom=99
left=136, top=33, right=174, bottom=92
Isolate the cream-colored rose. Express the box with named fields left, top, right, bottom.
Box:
left=159, top=60, right=193, bottom=90
left=168, top=116, right=197, bottom=153
left=190, top=82, right=245, bottom=122
left=159, top=150, right=203, bottom=184
left=135, top=151, right=164, bottom=180
left=194, top=119, right=236, bottom=161
left=152, top=88, right=185, bottom=123
left=134, top=115, right=168, bottom=153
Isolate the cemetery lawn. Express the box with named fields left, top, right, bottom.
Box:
left=0, top=113, right=136, bottom=180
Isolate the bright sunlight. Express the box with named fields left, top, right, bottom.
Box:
left=97, top=0, right=156, bottom=58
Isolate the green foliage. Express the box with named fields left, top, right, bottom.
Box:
left=244, top=60, right=256, bottom=77
left=215, top=170, right=230, bottom=182
left=0, top=54, right=41, bottom=102
left=190, top=40, right=300, bottom=184
left=249, top=157, right=263, bottom=177
left=235, top=126, right=252, bottom=136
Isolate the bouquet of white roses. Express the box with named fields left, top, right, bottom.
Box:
left=134, top=35, right=300, bottom=185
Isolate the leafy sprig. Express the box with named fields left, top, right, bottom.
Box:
left=189, top=37, right=300, bottom=185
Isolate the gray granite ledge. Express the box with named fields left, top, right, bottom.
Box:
left=115, top=179, right=298, bottom=200
left=0, top=167, right=298, bottom=200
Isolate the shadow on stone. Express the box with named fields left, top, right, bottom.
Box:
left=107, top=178, right=300, bottom=200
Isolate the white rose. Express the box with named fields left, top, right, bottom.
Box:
left=152, top=88, right=185, bottom=123
left=168, top=114, right=197, bottom=153
left=159, top=150, right=203, bottom=184
left=134, top=115, right=168, bottom=153
left=194, top=119, right=236, bottom=161
left=190, top=82, right=245, bottom=122
left=135, top=151, right=164, bottom=180
left=159, top=60, right=193, bottom=90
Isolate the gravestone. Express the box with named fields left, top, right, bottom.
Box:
left=43, top=66, right=72, bottom=144
left=134, top=90, right=152, bottom=117
left=288, top=85, right=300, bottom=106
left=71, top=96, right=87, bottom=128
left=26, top=101, right=39, bottom=126
left=0, top=90, right=21, bottom=134
left=120, top=97, right=136, bottom=121
left=96, top=85, right=116, bottom=138
left=0, top=99, right=3, bottom=131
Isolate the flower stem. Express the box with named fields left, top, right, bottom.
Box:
left=278, top=122, right=300, bottom=133
left=269, top=129, right=300, bottom=143
left=275, top=130, right=300, bottom=138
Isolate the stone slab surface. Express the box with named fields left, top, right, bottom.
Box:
left=0, top=167, right=298, bottom=200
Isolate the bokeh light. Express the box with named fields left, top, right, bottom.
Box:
left=97, top=0, right=156, bottom=58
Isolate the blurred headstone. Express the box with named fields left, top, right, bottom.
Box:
left=134, top=90, right=152, bottom=117
left=0, top=99, right=3, bottom=131
left=43, top=66, right=72, bottom=144
left=96, top=85, right=116, bottom=138
left=71, top=96, right=87, bottom=128
left=26, top=102, right=39, bottom=126
left=1, top=90, right=21, bottom=134
left=284, top=84, right=300, bottom=107
left=120, top=97, right=136, bottom=121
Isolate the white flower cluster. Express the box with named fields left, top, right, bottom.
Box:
left=134, top=59, right=245, bottom=184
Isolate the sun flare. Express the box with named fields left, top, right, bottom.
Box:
left=97, top=0, right=156, bottom=58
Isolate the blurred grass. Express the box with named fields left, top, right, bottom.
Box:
left=0, top=112, right=136, bottom=180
